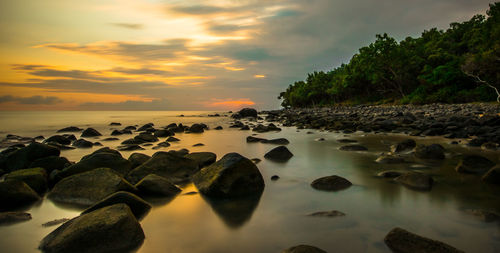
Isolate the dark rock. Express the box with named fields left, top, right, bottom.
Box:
left=111, top=130, right=124, bottom=136
left=271, top=175, right=280, bottom=181
left=124, top=126, right=137, bottom=131
left=102, top=137, right=119, bottom=141
left=414, top=144, right=445, bottom=160
left=375, top=154, right=405, bottom=164
left=261, top=138, right=290, bottom=145
left=117, top=145, right=145, bottom=151
left=337, top=139, right=358, bottom=143
left=44, top=135, right=72, bottom=145
left=394, top=172, right=433, bottom=191
left=232, top=108, right=257, bottom=119
left=168, top=149, right=189, bottom=157
left=214, top=126, right=223, bottom=130
left=307, top=210, right=345, bottom=217
left=128, top=153, right=151, bottom=169
left=154, top=129, right=173, bottom=137
left=30, top=156, right=71, bottom=174
left=80, top=128, right=101, bottom=137
left=62, top=134, right=77, bottom=141
left=137, top=123, right=154, bottom=131
left=166, top=136, right=180, bottom=142
left=42, top=218, right=71, bottom=227
left=339, top=144, right=368, bottom=151
left=0, top=212, right=32, bottom=225
left=39, top=204, right=144, bottom=253
left=109, top=122, right=121, bottom=126
left=377, top=170, right=404, bottom=178
left=127, top=151, right=199, bottom=184
left=81, top=147, right=121, bottom=159
left=121, top=138, right=145, bottom=145
left=135, top=174, right=181, bottom=197
left=391, top=139, right=416, bottom=153
left=134, top=133, right=158, bottom=143
left=240, top=125, right=250, bottom=130
left=188, top=123, right=205, bottom=133
left=384, top=227, right=464, bottom=253
left=315, top=138, right=325, bottom=141
left=251, top=158, right=261, bottom=164
left=481, top=142, right=498, bottom=150
left=281, top=245, right=327, bottom=253
left=185, top=152, right=217, bottom=168
left=0, top=142, right=60, bottom=173
left=192, top=153, right=265, bottom=197
left=45, top=142, right=75, bottom=150
left=49, top=168, right=136, bottom=206
left=82, top=191, right=151, bottom=219
left=264, top=146, right=293, bottom=162
left=311, top=175, right=352, bottom=191
left=57, top=126, right=83, bottom=133
left=34, top=135, right=45, bottom=140
left=193, top=143, right=204, bottom=147
left=482, top=165, right=500, bottom=184
left=56, top=150, right=131, bottom=179
left=5, top=167, right=48, bottom=194
left=455, top=155, right=495, bottom=174
left=0, top=180, right=40, bottom=211
left=156, top=141, right=171, bottom=148
left=93, top=142, right=102, bottom=146
left=72, top=139, right=93, bottom=148
left=246, top=136, right=266, bottom=143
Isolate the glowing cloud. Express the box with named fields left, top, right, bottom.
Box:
left=208, top=99, right=256, bottom=108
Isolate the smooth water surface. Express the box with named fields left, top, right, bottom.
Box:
left=0, top=111, right=499, bottom=253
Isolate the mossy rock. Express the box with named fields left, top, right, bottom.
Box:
left=1, top=142, right=60, bottom=173
left=0, top=180, right=40, bottom=211
left=5, top=167, right=48, bottom=194
left=185, top=152, right=217, bottom=168
left=384, top=227, right=464, bottom=253
left=56, top=151, right=131, bottom=180
left=82, top=191, right=151, bottom=219
left=135, top=174, right=181, bottom=197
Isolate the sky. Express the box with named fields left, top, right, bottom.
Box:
left=0, top=0, right=494, bottom=111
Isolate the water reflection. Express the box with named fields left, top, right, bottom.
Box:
left=201, top=191, right=263, bottom=229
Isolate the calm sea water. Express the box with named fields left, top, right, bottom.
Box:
left=0, top=111, right=499, bottom=253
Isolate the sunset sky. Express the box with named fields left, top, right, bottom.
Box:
left=0, top=0, right=493, bottom=110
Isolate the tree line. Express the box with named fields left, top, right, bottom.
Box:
left=278, top=2, right=500, bottom=108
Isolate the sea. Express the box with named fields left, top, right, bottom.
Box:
left=0, top=111, right=499, bottom=253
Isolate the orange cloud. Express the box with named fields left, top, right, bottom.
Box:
left=254, top=74, right=266, bottom=78
left=207, top=99, right=255, bottom=108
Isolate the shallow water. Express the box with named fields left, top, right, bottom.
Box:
left=0, top=111, right=499, bottom=253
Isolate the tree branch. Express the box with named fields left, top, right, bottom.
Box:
left=463, top=71, right=500, bottom=103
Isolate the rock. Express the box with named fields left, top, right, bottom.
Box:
left=80, top=128, right=101, bottom=137
left=128, top=153, right=151, bottom=169
left=337, top=139, right=357, bottom=143
left=39, top=204, right=145, bottom=253
left=315, top=138, right=325, bottom=141
left=193, top=143, right=204, bottom=147
left=56, top=150, right=131, bottom=179
left=339, top=144, right=368, bottom=151
left=29, top=156, right=71, bottom=174
left=311, top=175, right=352, bottom=191
left=0, top=212, right=32, bottom=225
left=44, top=135, right=72, bottom=145
left=109, top=122, right=121, bottom=126
left=57, top=126, right=83, bottom=133
left=281, top=245, right=327, bottom=253
left=82, top=191, right=151, bottom=219
left=414, top=144, right=445, bottom=159
left=377, top=170, right=404, bottom=178
left=137, top=123, right=154, bottom=131
left=102, top=137, right=119, bottom=141
left=455, top=155, right=495, bottom=174
left=135, top=174, right=181, bottom=197
left=384, top=227, right=464, bottom=253
left=240, top=125, right=250, bottom=130
left=192, top=153, right=265, bottom=197
left=264, top=146, right=293, bottom=162
left=482, top=165, right=500, bottom=184
left=271, top=175, right=280, bottom=181
left=464, top=209, right=500, bottom=222
left=49, top=168, right=136, bottom=206
left=72, top=139, right=93, bottom=148
left=121, top=138, right=145, bottom=145
left=153, top=129, right=173, bottom=137
left=247, top=136, right=266, bottom=143
left=127, top=151, right=199, bottom=184
left=134, top=133, right=158, bottom=143
left=169, top=149, right=189, bottom=157
left=0, top=180, right=40, bottom=211
left=45, top=142, right=75, bottom=150
left=394, top=172, right=433, bottom=191
left=124, top=126, right=137, bottom=131
left=42, top=218, right=70, bottom=227
left=251, top=158, right=261, bottom=164
left=185, top=152, right=217, bottom=168
left=307, top=210, right=345, bottom=217
left=261, top=138, right=290, bottom=145
left=0, top=142, right=60, bottom=173
left=391, top=139, right=416, bottom=153
left=166, top=136, right=180, bottom=142
left=188, top=123, right=205, bottom=133
left=111, top=130, right=124, bottom=136
left=5, top=168, right=48, bottom=194
left=214, top=126, right=223, bottom=130
left=117, top=145, right=145, bottom=151
left=232, top=108, right=257, bottom=119
left=375, top=154, right=406, bottom=164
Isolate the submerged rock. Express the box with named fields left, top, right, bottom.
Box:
left=384, top=227, right=464, bottom=253
left=337, top=139, right=358, bottom=143
left=455, top=155, right=495, bottom=174
left=166, top=136, right=180, bottom=142
left=39, top=204, right=145, bottom=253
left=261, top=138, right=290, bottom=145
left=375, top=154, right=406, bottom=164
left=135, top=174, right=181, bottom=197
left=377, top=170, right=404, bottom=178
left=185, top=152, right=217, bottom=168
left=264, top=146, right=293, bottom=162
left=391, top=139, right=416, bottom=153
left=307, top=210, right=345, bottom=217
left=394, top=172, right=433, bottom=191
left=414, top=144, right=445, bottom=160
left=311, top=175, right=352, bottom=191
left=80, top=128, right=101, bottom=137
left=49, top=168, right=136, bottom=206
left=82, top=191, right=151, bottom=220
left=246, top=136, right=266, bottom=143
left=0, top=212, right=32, bottom=225
left=281, top=245, right=327, bottom=253
left=57, top=126, right=83, bottom=133
left=0, top=180, right=40, bottom=211
left=5, top=167, right=48, bottom=194
left=271, top=175, right=280, bottom=181
left=192, top=153, right=265, bottom=197
left=188, top=123, right=205, bottom=133
left=339, top=144, right=367, bottom=151
left=72, top=139, right=93, bottom=148
left=44, top=135, right=72, bottom=145
left=42, top=218, right=71, bottom=227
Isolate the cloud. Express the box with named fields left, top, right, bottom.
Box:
left=80, top=99, right=170, bottom=110
left=207, top=98, right=256, bottom=108
left=0, top=95, right=63, bottom=105
left=111, top=23, right=144, bottom=30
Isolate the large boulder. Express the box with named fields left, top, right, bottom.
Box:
left=57, top=126, right=83, bottom=133
left=29, top=156, right=71, bottom=174
left=5, top=167, right=48, bottom=194
left=82, top=191, right=151, bottom=219
left=0, top=142, right=60, bottom=172
left=55, top=150, right=131, bottom=179
left=153, top=129, right=173, bottom=137
left=135, top=174, right=181, bottom=197
left=187, top=123, right=205, bottom=133
left=232, top=108, right=257, bottom=119
left=281, top=245, right=327, bottom=253
left=39, top=204, right=145, bottom=253
left=126, top=152, right=199, bottom=184
left=455, top=155, right=495, bottom=174
left=72, top=139, right=93, bottom=148
left=134, top=133, right=158, bottom=143
left=394, top=172, right=433, bottom=191
left=311, top=175, right=352, bottom=191
left=185, top=152, right=217, bottom=168
left=44, top=135, right=72, bottom=145
left=414, top=144, right=445, bottom=159
left=192, top=153, right=265, bottom=197
left=128, top=153, right=151, bottom=169
left=384, top=227, right=464, bottom=253
left=264, top=146, right=293, bottom=162
left=49, top=168, right=136, bottom=206
left=0, top=180, right=40, bottom=211
left=482, top=165, right=500, bottom=184
left=80, top=128, right=101, bottom=137
left=391, top=139, right=417, bottom=153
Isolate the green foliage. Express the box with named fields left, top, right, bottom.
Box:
left=279, top=2, right=500, bottom=108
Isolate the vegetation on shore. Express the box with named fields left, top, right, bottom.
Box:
left=278, top=3, right=500, bottom=108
